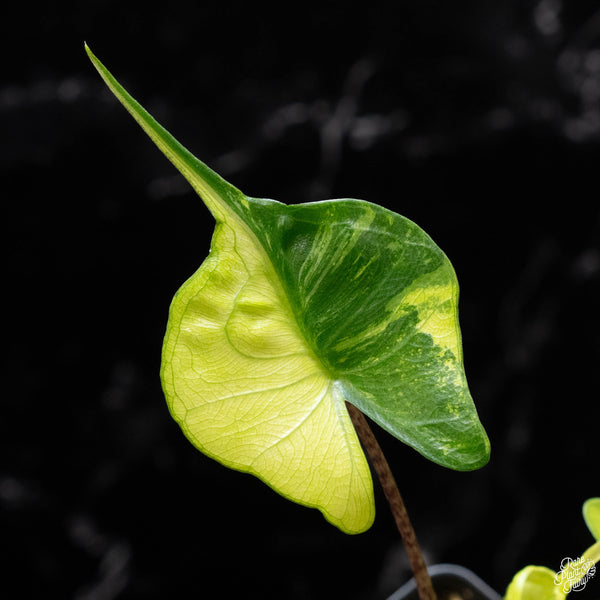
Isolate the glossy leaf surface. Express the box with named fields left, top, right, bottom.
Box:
left=87, top=45, right=489, bottom=534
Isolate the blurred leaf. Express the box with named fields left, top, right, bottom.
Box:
left=583, top=498, right=600, bottom=541
left=505, top=565, right=565, bottom=600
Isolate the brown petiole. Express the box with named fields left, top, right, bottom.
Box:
left=346, top=402, right=437, bottom=600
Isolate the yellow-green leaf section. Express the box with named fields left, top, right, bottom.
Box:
left=86, top=45, right=489, bottom=534
left=505, top=566, right=565, bottom=600
left=161, top=210, right=374, bottom=533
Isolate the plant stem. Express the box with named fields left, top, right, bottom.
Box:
left=558, top=540, right=600, bottom=594
left=583, top=539, right=600, bottom=568
left=346, top=402, right=437, bottom=600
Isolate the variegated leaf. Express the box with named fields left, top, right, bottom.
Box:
left=87, top=45, right=490, bottom=534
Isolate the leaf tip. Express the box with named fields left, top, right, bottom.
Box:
left=84, top=42, right=100, bottom=70
left=442, top=426, right=491, bottom=472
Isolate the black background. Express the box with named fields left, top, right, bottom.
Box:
left=4, top=1, right=600, bottom=598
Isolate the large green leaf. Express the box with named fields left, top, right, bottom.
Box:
left=86, top=45, right=490, bottom=534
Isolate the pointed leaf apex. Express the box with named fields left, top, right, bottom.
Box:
left=84, top=46, right=245, bottom=221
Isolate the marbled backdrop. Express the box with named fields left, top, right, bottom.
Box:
left=4, top=2, right=600, bottom=599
